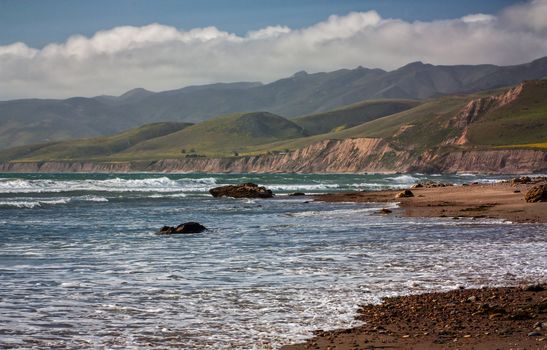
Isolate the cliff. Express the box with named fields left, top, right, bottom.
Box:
left=1, top=137, right=545, bottom=174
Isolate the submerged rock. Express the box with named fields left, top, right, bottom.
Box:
left=396, top=189, right=414, bottom=198
left=289, top=192, right=306, bottom=196
left=378, top=208, right=393, bottom=214
left=209, top=183, right=273, bottom=198
left=524, top=184, right=547, bottom=203
left=156, top=222, right=207, bottom=235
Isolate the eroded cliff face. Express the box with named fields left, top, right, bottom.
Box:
left=1, top=137, right=545, bottom=174
left=444, top=82, right=525, bottom=145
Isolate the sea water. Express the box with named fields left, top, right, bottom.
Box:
left=0, top=173, right=546, bottom=349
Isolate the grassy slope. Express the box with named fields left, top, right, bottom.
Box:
left=245, top=95, right=472, bottom=154
left=466, top=80, right=547, bottom=147
left=1, top=122, right=191, bottom=162
left=111, top=112, right=308, bottom=159
left=292, top=99, right=420, bottom=135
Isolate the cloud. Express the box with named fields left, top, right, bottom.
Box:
left=1, top=0, right=547, bottom=100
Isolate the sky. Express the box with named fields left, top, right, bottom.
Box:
left=1, top=0, right=547, bottom=100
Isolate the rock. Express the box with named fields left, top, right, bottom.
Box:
left=522, top=284, right=545, bottom=292
left=289, top=192, right=306, bottom=196
left=411, top=183, right=423, bottom=189
left=379, top=208, right=393, bottom=214
left=156, top=222, right=207, bottom=235
left=528, top=331, right=542, bottom=337
left=512, top=176, right=532, bottom=185
left=209, top=183, right=273, bottom=198
left=524, top=184, right=547, bottom=203
left=396, top=189, right=414, bottom=198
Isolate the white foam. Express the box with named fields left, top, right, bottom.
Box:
left=386, top=175, right=421, bottom=184
left=0, top=177, right=218, bottom=194
left=267, top=184, right=340, bottom=191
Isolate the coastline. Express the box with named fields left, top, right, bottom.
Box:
left=313, top=182, right=547, bottom=223
left=280, top=181, right=547, bottom=349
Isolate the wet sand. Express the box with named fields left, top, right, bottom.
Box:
left=313, top=182, right=547, bottom=223
left=281, top=285, right=547, bottom=350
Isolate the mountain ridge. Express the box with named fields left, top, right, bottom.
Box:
left=1, top=57, right=547, bottom=150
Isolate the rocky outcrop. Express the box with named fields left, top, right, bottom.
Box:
left=524, top=184, right=547, bottom=203
left=396, top=189, right=414, bottom=198
left=157, top=222, right=207, bottom=235
left=209, top=183, right=273, bottom=198
left=426, top=149, right=547, bottom=174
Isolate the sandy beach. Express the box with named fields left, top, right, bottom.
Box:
left=313, top=181, right=547, bottom=223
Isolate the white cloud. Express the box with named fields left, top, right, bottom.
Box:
left=1, top=0, right=547, bottom=100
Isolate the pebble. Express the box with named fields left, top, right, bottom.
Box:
left=528, top=331, right=542, bottom=337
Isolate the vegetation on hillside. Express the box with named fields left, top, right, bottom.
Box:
left=1, top=80, right=545, bottom=163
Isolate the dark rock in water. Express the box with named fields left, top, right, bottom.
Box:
left=289, top=192, right=306, bottom=196
left=524, top=184, right=547, bottom=203
left=378, top=208, right=392, bottom=214
left=396, top=189, right=414, bottom=198
left=411, top=183, right=423, bottom=189
left=156, top=222, right=207, bottom=235
left=209, top=183, right=273, bottom=198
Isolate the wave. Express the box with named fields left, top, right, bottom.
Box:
left=385, top=175, right=421, bottom=184
left=0, top=177, right=218, bottom=194
left=0, top=195, right=109, bottom=209
left=267, top=183, right=340, bottom=192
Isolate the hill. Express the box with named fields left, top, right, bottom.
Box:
left=0, top=122, right=191, bottom=162
left=293, top=99, right=419, bottom=135
left=114, top=112, right=307, bottom=159
left=1, top=57, right=547, bottom=149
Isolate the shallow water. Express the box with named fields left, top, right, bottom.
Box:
left=0, top=173, right=546, bottom=349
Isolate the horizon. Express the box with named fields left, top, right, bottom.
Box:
left=1, top=0, right=547, bottom=100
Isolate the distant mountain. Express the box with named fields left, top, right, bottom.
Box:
left=1, top=80, right=546, bottom=168
left=1, top=56, right=547, bottom=149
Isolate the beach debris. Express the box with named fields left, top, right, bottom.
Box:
left=289, top=192, right=306, bottom=196
left=524, top=184, right=547, bottom=202
left=156, top=222, right=207, bottom=235
left=209, top=183, right=274, bottom=198
left=396, top=189, right=414, bottom=198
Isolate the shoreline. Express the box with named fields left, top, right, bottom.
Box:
left=313, top=182, right=547, bottom=223
left=281, top=284, right=547, bottom=350
left=280, top=181, right=547, bottom=349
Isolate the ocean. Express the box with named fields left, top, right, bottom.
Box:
left=1, top=173, right=546, bottom=349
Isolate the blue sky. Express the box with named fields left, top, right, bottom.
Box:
left=0, top=0, right=522, bottom=47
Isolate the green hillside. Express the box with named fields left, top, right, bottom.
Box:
left=0, top=122, right=191, bottom=162
left=466, top=80, right=547, bottom=147
left=113, top=112, right=308, bottom=159
left=293, top=99, right=420, bottom=135
left=246, top=95, right=472, bottom=154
